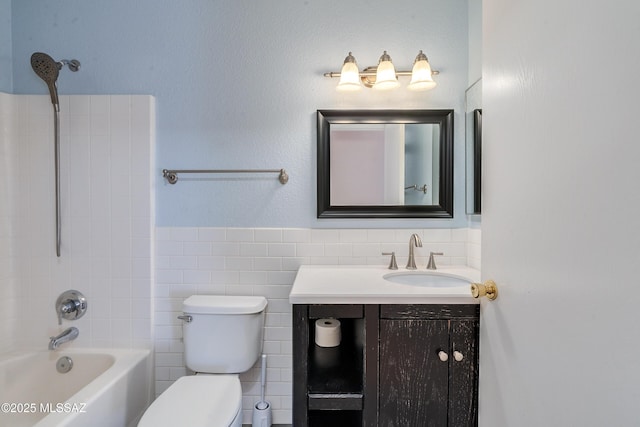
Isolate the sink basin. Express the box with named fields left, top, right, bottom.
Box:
left=383, top=271, right=469, bottom=287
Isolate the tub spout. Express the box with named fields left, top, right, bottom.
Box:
left=49, top=327, right=79, bottom=350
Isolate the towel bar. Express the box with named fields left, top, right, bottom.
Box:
left=162, top=168, right=289, bottom=185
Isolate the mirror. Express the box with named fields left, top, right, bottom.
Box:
left=317, top=109, right=454, bottom=218
left=465, top=79, right=482, bottom=214
left=472, top=109, right=482, bottom=213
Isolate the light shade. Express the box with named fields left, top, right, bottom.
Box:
left=373, top=51, right=399, bottom=90
left=408, top=50, right=437, bottom=91
left=337, top=52, right=363, bottom=92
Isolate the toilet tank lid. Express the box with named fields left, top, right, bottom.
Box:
left=183, top=295, right=268, bottom=314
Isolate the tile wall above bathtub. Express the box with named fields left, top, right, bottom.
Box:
left=0, top=92, right=17, bottom=354
left=1, top=93, right=155, bottom=352
left=154, top=226, right=482, bottom=424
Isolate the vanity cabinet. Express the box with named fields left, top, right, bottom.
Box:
left=293, top=304, right=479, bottom=427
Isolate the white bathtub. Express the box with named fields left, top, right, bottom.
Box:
left=0, top=348, right=152, bottom=427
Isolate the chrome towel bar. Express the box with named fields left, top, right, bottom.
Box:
left=162, top=168, right=289, bottom=185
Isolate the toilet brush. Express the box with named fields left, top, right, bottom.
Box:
left=252, top=354, right=272, bottom=427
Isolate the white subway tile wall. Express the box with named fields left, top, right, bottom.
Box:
left=0, top=93, right=154, bottom=351
left=467, top=227, right=482, bottom=270
left=0, top=93, right=17, bottom=354
left=155, top=226, right=481, bottom=424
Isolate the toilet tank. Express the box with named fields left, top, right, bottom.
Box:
left=181, top=295, right=268, bottom=373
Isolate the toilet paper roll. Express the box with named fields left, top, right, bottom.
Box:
left=315, top=318, right=341, bottom=347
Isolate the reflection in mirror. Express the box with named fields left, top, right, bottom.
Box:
left=317, top=110, right=454, bottom=218
left=329, top=123, right=439, bottom=206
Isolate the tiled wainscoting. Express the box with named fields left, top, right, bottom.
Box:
left=155, top=226, right=481, bottom=424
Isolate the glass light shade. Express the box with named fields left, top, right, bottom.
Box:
left=373, top=51, right=399, bottom=90
left=337, top=61, right=363, bottom=91
left=408, top=52, right=437, bottom=91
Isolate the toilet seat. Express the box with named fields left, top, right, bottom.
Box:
left=137, top=375, right=242, bottom=427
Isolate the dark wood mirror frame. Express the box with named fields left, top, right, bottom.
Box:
left=317, top=109, right=454, bottom=219
left=472, top=109, right=482, bottom=214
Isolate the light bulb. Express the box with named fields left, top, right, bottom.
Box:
left=373, top=51, right=399, bottom=90
left=337, top=52, right=363, bottom=92
left=408, top=50, right=437, bottom=91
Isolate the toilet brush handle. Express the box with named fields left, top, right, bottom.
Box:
left=260, top=354, right=267, bottom=401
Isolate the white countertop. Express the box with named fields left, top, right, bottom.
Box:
left=289, top=265, right=481, bottom=304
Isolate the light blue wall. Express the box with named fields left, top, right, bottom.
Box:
left=468, top=0, right=483, bottom=84
left=0, top=0, right=11, bottom=92
left=11, top=0, right=469, bottom=228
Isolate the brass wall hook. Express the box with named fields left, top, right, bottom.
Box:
left=471, top=280, right=498, bottom=301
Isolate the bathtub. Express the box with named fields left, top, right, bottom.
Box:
left=0, top=348, right=152, bottom=427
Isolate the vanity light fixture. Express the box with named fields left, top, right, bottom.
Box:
left=325, top=50, right=439, bottom=91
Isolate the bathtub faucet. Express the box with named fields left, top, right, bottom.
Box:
left=49, top=327, right=79, bottom=350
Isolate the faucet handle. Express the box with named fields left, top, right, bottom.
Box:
left=55, top=290, right=87, bottom=325
left=382, top=252, right=398, bottom=270
left=426, top=252, right=444, bottom=270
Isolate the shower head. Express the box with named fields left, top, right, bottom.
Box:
left=31, top=52, right=61, bottom=110
left=30, top=53, right=81, bottom=111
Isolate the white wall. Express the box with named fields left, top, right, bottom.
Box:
left=155, top=226, right=481, bottom=424
left=0, top=93, right=154, bottom=351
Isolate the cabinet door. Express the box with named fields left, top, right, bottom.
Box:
left=449, top=320, right=479, bottom=426
left=379, top=319, right=450, bottom=427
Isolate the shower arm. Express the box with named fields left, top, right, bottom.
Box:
left=59, top=59, right=81, bottom=72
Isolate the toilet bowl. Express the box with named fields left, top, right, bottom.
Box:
left=137, top=295, right=268, bottom=427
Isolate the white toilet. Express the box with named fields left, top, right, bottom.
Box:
left=138, top=295, right=268, bottom=427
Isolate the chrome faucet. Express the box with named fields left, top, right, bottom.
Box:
left=49, top=327, right=79, bottom=350
left=55, top=290, right=87, bottom=325
left=406, top=233, right=423, bottom=270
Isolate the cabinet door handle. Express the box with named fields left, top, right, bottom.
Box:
left=438, top=351, right=449, bottom=362
left=453, top=351, right=464, bottom=362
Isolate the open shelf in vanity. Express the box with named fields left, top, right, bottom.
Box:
left=307, top=318, right=363, bottom=399
left=293, top=304, right=375, bottom=426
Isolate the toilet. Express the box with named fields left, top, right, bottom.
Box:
left=138, top=295, right=268, bottom=427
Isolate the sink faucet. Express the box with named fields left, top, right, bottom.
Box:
left=49, top=327, right=79, bottom=350
left=406, top=233, right=423, bottom=270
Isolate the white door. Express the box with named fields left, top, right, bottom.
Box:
left=480, top=1, right=640, bottom=426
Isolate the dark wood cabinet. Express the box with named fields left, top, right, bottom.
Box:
left=379, top=304, right=479, bottom=427
left=293, top=304, right=479, bottom=427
